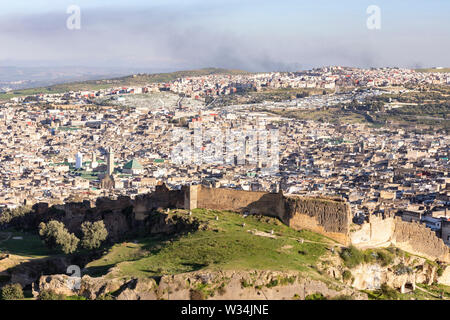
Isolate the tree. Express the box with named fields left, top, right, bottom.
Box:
left=81, top=221, right=108, bottom=250
left=0, top=205, right=32, bottom=224
left=1, top=283, right=24, bottom=300
left=39, top=220, right=79, bottom=254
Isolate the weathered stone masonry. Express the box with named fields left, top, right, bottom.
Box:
left=176, top=185, right=350, bottom=244
left=19, top=184, right=449, bottom=261
left=351, top=215, right=450, bottom=263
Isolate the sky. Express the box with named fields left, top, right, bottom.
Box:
left=1, top=0, right=450, bottom=72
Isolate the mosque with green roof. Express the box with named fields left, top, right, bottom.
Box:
left=122, top=159, right=144, bottom=175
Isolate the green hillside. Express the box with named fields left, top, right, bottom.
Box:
left=84, top=209, right=333, bottom=278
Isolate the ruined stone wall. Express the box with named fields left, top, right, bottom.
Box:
left=40, top=196, right=135, bottom=241
left=282, top=196, right=351, bottom=244
left=350, top=216, right=450, bottom=263
left=11, top=184, right=449, bottom=262
left=392, top=217, right=450, bottom=263
left=194, top=185, right=285, bottom=218
left=134, top=185, right=185, bottom=221
left=193, top=186, right=351, bottom=244
left=16, top=185, right=352, bottom=245
left=350, top=215, right=395, bottom=248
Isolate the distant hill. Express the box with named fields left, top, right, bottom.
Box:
left=415, top=68, right=450, bottom=73
left=115, top=68, right=251, bottom=85
left=0, top=68, right=250, bottom=101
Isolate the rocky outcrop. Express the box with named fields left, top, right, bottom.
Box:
left=438, top=266, right=450, bottom=286
left=33, top=274, right=127, bottom=299
left=349, top=255, right=440, bottom=293
left=33, top=275, right=77, bottom=297
left=33, top=270, right=366, bottom=300
left=79, top=275, right=127, bottom=300
left=116, top=278, right=158, bottom=300
left=6, top=257, right=69, bottom=288
left=147, top=211, right=201, bottom=235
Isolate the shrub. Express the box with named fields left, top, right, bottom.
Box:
left=363, top=251, right=376, bottom=264
left=217, top=283, right=227, bottom=296
left=0, top=283, right=24, bottom=300
left=279, top=276, right=296, bottom=286
left=377, top=250, right=394, bottom=266
left=190, top=289, right=205, bottom=300
left=305, top=293, right=327, bottom=300
left=332, top=294, right=354, bottom=300
left=342, top=270, right=352, bottom=281
left=37, top=290, right=66, bottom=300
left=240, top=279, right=253, bottom=288
left=96, top=294, right=114, bottom=300
left=340, top=246, right=364, bottom=268
left=266, top=279, right=279, bottom=288
left=378, top=284, right=398, bottom=300
left=394, top=263, right=413, bottom=275
left=65, top=295, right=87, bottom=300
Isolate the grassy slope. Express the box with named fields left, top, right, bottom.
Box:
left=0, top=230, right=52, bottom=259
left=266, top=108, right=366, bottom=124
left=85, top=209, right=332, bottom=278
left=1, top=210, right=449, bottom=300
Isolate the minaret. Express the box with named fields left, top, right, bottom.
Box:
left=75, top=152, right=83, bottom=169
left=244, top=136, right=250, bottom=165
left=91, top=151, right=98, bottom=169
left=106, top=147, right=114, bottom=176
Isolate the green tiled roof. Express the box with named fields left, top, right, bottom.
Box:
left=123, top=159, right=143, bottom=170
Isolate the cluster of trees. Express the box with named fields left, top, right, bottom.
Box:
left=0, top=206, right=32, bottom=225
left=342, top=99, right=385, bottom=113
left=390, top=103, right=449, bottom=118
left=38, top=220, right=108, bottom=254
left=370, top=91, right=450, bottom=104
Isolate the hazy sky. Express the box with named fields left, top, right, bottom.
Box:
left=1, top=0, right=450, bottom=71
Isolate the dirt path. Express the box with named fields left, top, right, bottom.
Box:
left=286, top=235, right=344, bottom=248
